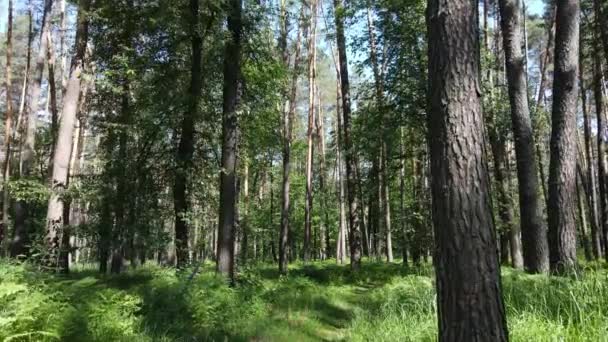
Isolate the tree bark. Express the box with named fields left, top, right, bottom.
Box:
left=173, top=0, right=203, bottom=268
left=1, top=0, right=15, bottom=247
left=279, top=5, right=303, bottom=274
left=579, top=45, right=602, bottom=259
left=577, top=163, right=594, bottom=261
left=304, top=0, right=318, bottom=262
left=11, top=0, right=55, bottom=257
left=217, top=0, right=242, bottom=281
left=44, top=0, right=90, bottom=272
left=548, top=0, right=580, bottom=273
left=498, top=0, right=549, bottom=273
left=593, top=0, right=608, bottom=69
left=427, top=0, right=509, bottom=339
left=593, top=0, right=608, bottom=263
left=333, top=0, right=361, bottom=271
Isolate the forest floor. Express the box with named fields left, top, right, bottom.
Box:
left=1, top=259, right=608, bottom=341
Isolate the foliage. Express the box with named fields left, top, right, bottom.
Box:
left=2, top=259, right=608, bottom=341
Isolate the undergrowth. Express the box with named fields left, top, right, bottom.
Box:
left=1, top=259, right=607, bottom=341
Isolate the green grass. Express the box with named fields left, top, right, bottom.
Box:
left=1, top=259, right=608, bottom=341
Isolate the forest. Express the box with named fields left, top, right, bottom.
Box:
left=1, top=0, right=608, bottom=340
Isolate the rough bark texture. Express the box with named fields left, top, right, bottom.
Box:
left=426, top=0, right=509, bottom=340
left=217, top=0, right=242, bottom=281
left=579, top=47, right=602, bottom=259
left=11, top=0, right=55, bottom=257
left=1, top=0, right=14, bottom=246
left=548, top=0, right=579, bottom=273
left=498, top=0, right=549, bottom=273
left=304, top=0, right=318, bottom=262
left=333, top=0, right=361, bottom=271
left=44, top=0, right=90, bottom=272
left=279, top=6, right=303, bottom=274
left=173, top=0, right=203, bottom=268
left=593, top=0, right=608, bottom=262
left=594, top=0, right=608, bottom=69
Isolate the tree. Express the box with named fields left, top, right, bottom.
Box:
left=548, top=0, right=580, bottom=273
left=173, top=0, right=203, bottom=268
left=303, top=0, right=318, bottom=262
left=44, top=0, right=90, bottom=272
left=279, top=4, right=304, bottom=274
left=498, top=0, right=549, bottom=273
left=578, top=35, right=602, bottom=259
left=427, top=0, right=508, bottom=339
left=217, top=0, right=243, bottom=280
left=593, top=0, right=608, bottom=262
left=1, top=0, right=15, bottom=247
left=11, top=0, right=55, bottom=257
left=333, top=0, right=361, bottom=270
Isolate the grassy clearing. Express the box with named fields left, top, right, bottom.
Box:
left=1, top=259, right=607, bottom=341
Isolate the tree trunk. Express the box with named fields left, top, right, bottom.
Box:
left=335, top=78, right=347, bottom=264
left=173, top=0, right=203, bottom=268
left=217, top=0, right=242, bottom=281
left=333, top=0, right=361, bottom=270
left=11, top=0, right=55, bottom=257
left=577, top=164, right=594, bottom=261
left=46, top=30, right=59, bottom=175
left=44, top=0, right=90, bottom=272
left=593, top=0, right=608, bottom=263
left=279, top=5, right=303, bottom=274
left=579, top=45, right=602, bottom=259
left=593, top=0, right=608, bottom=69
left=427, top=0, right=509, bottom=339
left=1, top=0, right=15, bottom=247
left=399, top=127, right=408, bottom=266
left=304, top=0, right=318, bottom=262
left=498, top=0, right=549, bottom=273
left=315, top=84, right=328, bottom=259
left=548, top=0, right=580, bottom=274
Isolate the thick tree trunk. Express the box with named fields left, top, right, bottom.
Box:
left=593, top=0, right=608, bottom=263
left=217, top=0, right=242, bottom=281
left=427, top=0, right=509, bottom=339
left=498, top=0, right=549, bottom=273
left=1, top=0, right=15, bottom=247
left=333, top=0, right=361, bottom=270
left=44, top=0, right=90, bottom=272
left=579, top=47, right=602, bottom=259
left=173, top=0, right=203, bottom=268
left=279, top=6, right=303, bottom=274
left=548, top=0, right=579, bottom=273
left=11, top=0, right=55, bottom=257
left=304, top=0, right=318, bottom=262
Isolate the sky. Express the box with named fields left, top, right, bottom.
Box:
left=0, top=0, right=546, bottom=32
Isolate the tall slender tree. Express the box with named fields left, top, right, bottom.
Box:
left=217, top=0, right=243, bottom=280
left=593, top=0, right=608, bottom=262
left=333, top=0, right=361, bottom=270
left=1, top=0, right=15, bottom=246
left=11, top=0, right=55, bottom=257
left=173, top=0, right=203, bottom=268
left=579, top=41, right=602, bottom=259
left=427, top=0, right=508, bottom=339
left=303, top=0, right=318, bottom=262
left=279, top=5, right=304, bottom=274
left=498, top=0, right=549, bottom=273
left=548, top=0, right=580, bottom=273
left=44, top=0, right=91, bottom=272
